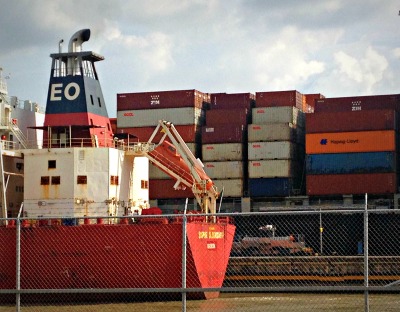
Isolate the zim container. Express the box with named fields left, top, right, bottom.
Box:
left=305, top=130, right=396, bottom=154
left=306, top=109, right=397, bottom=133
left=314, top=94, right=400, bottom=113
left=306, top=152, right=396, bottom=175
left=306, top=173, right=397, bottom=195
left=117, top=89, right=210, bottom=110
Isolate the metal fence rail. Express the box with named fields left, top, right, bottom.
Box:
left=1, top=206, right=400, bottom=311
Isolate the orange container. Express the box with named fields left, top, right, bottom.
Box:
left=306, top=130, right=396, bottom=154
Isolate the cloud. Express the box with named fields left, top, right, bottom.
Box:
left=334, top=46, right=389, bottom=93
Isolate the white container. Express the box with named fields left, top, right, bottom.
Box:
left=213, top=179, right=243, bottom=197
left=252, top=106, right=305, bottom=128
left=203, top=161, right=244, bottom=179
left=248, top=160, right=300, bottom=178
left=248, top=123, right=296, bottom=142
left=248, top=141, right=300, bottom=160
left=117, top=107, right=204, bottom=128
left=202, top=143, right=243, bottom=161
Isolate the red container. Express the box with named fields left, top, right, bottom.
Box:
left=306, top=173, right=397, bottom=195
left=117, top=89, right=210, bottom=110
left=110, top=118, right=117, bottom=134
left=314, top=94, right=400, bottom=113
left=149, top=179, right=194, bottom=199
left=116, top=124, right=200, bottom=143
left=202, top=124, right=245, bottom=143
left=205, top=108, right=249, bottom=126
left=210, top=93, right=255, bottom=110
left=306, top=109, right=397, bottom=133
left=256, top=90, right=303, bottom=110
left=304, top=93, right=325, bottom=108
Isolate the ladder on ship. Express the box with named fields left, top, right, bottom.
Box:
left=9, top=122, right=29, bottom=149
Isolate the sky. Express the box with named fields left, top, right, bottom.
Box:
left=1, top=0, right=400, bottom=117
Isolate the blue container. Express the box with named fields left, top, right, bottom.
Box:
left=306, top=152, right=396, bottom=175
left=248, top=178, right=297, bottom=197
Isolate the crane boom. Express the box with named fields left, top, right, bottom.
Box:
left=146, top=120, right=219, bottom=216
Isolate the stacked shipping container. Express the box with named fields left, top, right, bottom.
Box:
left=306, top=104, right=399, bottom=196
left=116, top=89, right=210, bottom=199
left=202, top=93, right=254, bottom=197
left=248, top=95, right=306, bottom=197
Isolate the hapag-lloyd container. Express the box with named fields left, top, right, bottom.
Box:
left=248, top=160, right=301, bottom=178
left=248, top=141, right=302, bottom=160
left=205, top=108, right=249, bottom=126
left=306, top=130, right=396, bottom=154
left=117, top=124, right=201, bottom=143
left=314, top=94, right=400, bottom=113
left=149, top=178, right=194, bottom=199
left=306, top=109, right=397, bottom=133
left=203, top=161, right=244, bottom=179
left=117, top=107, right=204, bottom=128
left=202, top=124, right=245, bottom=143
left=212, top=179, right=243, bottom=197
left=306, top=173, right=397, bottom=195
left=256, top=90, right=303, bottom=110
left=248, top=123, right=305, bottom=144
left=202, top=143, right=243, bottom=161
left=117, top=89, right=210, bottom=110
left=252, top=106, right=305, bottom=128
left=210, top=93, right=255, bottom=110
left=306, top=152, right=396, bottom=175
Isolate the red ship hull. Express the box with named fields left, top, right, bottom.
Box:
left=0, top=220, right=235, bottom=303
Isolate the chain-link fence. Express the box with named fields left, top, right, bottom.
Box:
left=1, top=206, right=400, bottom=311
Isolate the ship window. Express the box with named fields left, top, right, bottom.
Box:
left=110, top=175, right=119, bottom=185
left=77, top=175, right=87, bottom=184
left=41, top=176, right=50, bottom=185
left=51, top=176, right=61, bottom=185
left=98, top=97, right=102, bottom=107
left=15, top=186, right=24, bottom=192
left=90, top=95, right=94, bottom=105
left=141, top=180, right=149, bottom=189
left=48, top=160, right=56, bottom=169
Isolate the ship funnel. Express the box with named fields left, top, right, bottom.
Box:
left=68, top=29, right=91, bottom=53
left=67, top=29, right=91, bottom=76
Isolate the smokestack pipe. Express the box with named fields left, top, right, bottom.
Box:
left=67, top=29, right=91, bottom=75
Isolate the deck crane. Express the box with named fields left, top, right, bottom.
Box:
left=144, top=120, right=219, bottom=217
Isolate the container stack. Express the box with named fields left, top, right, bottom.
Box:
left=116, top=89, right=210, bottom=199
left=303, top=93, right=325, bottom=113
left=306, top=94, right=400, bottom=196
left=248, top=91, right=306, bottom=197
left=201, top=93, right=254, bottom=198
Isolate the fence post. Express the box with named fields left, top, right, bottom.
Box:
left=364, top=193, right=369, bottom=312
left=181, top=213, right=187, bottom=312
left=16, top=217, right=21, bottom=312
